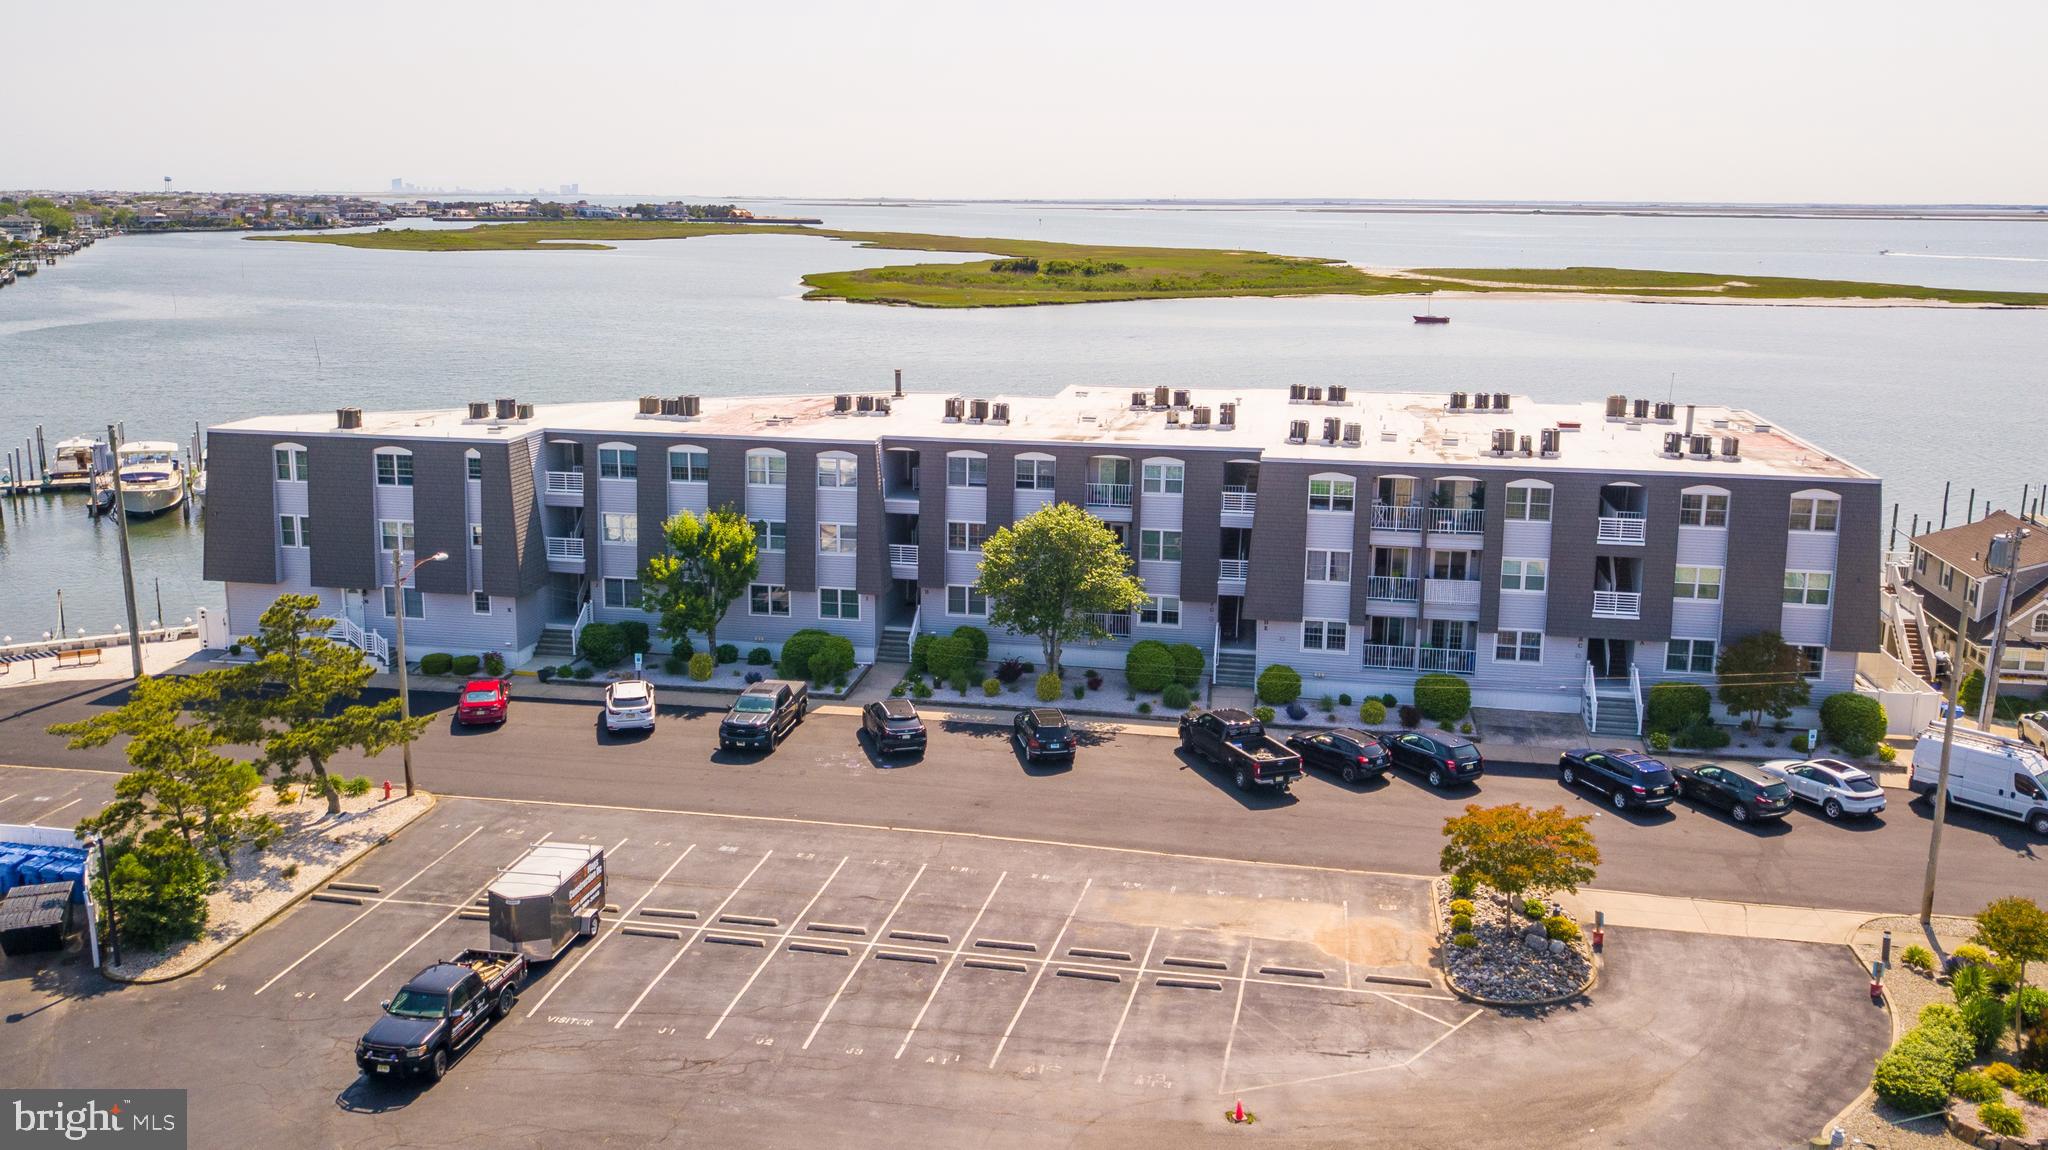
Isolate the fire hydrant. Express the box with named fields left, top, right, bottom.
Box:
left=382, top=779, right=392, bottom=802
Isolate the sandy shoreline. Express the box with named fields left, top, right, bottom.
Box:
left=1353, top=266, right=2042, bottom=309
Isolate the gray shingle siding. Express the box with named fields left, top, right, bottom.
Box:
left=636, top=437, right=671, bottom=575
left=411, top=443, right=471, bottom=595
left=917, top=461, right=947, bottom=587
left=707, top=443, right=746, bottom=518
left=1180, top=452, right=1227, bottom=604
left=1246, top=462, right=1310, bottom=622
left=983, top=444, right=1018, bottom=530
left=1830, top=481, right=1884, bottom=652
left=855, top=445, right=888, bottom=595
left=1542, top=474, right=1602, bottom=638
left=306, top=437, right=378, bottom=590
left=1719, top=477, right=1793, bottom=642
left=481, top=438, right=543, bottom=598
left=201, top=432, right=281, bottom=585
left=784, top=443, right=820, bottom=592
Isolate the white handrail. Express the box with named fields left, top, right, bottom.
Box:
left=544, top=470, right=584, bottom=497
left=1366, top=575, right=1420, bottom=601
left=1597, top=516, right=1647, bottom=544
left=888, top=543, right=919, bottom=568
left=1583, top=660, right=1597, bottom=730
left=570, top=597, right=594, bottom=659
left=1592, top=590, right=1642, bottom=618
left=1220, top=489, right=1257, bottom=514
left=1217, top=558, right=1250, bottom=582
left=1629, top=664, right=1645, bottom=736
left=1210, top=619, right=1222, bottom=689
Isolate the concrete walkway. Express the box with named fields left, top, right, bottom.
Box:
left=1555, top=888, right=1876, bottom=945
left=0, top=637, right=203, bottom=689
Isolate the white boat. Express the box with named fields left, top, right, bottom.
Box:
left=45, top=436, right=104, bottom=491
left=110, top=441, right=186, bottom=516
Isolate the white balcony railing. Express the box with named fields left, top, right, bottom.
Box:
left=1366, top=575, right=1420, bottom=602
left=1361, top=644, right=1418, bottom=670
left=1086, top=482, right=1133, bottom=508
left=1221, top=488, right=1257, bottom=514
left=1597, top=513, right=1647, bottom=544
left=1092, top=612, right=1133, bottom=638
left=888, top=544, right=919, bottom=568
left=1428, top=507, right=1485, bottom=535
left=1372, top=503, right=1423, bottom=532
left=1592, top=590, right=1643, bottom=619
left=545, top=536, right=585, bottom=562
left=1218, top=558, right=1250, bottom=582
left=1420, top=647, right=1477, bottom=675
left=1423, top=577, right=1482, bottom=607
left=544, top=470, right=584, bottom=497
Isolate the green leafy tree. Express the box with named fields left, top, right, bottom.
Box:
left=1976, top=896, right=2048, bottom=1056
left=1716, top=631, right=1811, bottom=728
left=977, top=502, right=1146, bottom=677
left=1958, top=668, right=1986, bottom=717
left=641, top=508, right=759, bottom=656
left=103, top=831, right=219, bottom=951
left=211, top=595, right=428, bottom=815
left=1440, top=803, right=1601, bottom=911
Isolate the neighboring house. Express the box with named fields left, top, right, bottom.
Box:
left=200, top=387, right=1882, bottom=730
left=0, top=214, right=43, bottom=243
left=1897, top=510, right=2048, bottom=692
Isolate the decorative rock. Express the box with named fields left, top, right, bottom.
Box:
left=1436, top=879, right=1594, bottom=1004
left=1549, top=939, right=1567, bottom=956
left=1524, top=934, right=1548, bottom=952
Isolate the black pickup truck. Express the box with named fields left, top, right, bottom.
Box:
left=1178, top=708, right=1303, bottom=793
left=719, top=679, right=808, bottom=753
left=356, top=948, right=526, bottom=1082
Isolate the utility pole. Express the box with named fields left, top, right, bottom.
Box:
left=1920, top=618, right=1969, bottom=923
left=1978, top=527, right=2031, bottom=729
left=391, top=548, right=448, bottom=798
left=105, top=424, right=146, bottom=679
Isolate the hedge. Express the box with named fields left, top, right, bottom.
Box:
left=1035, top=672, right=1063, bottom=702
left=910, top=633, right=935, bottom=675
left=1414, top=674, right=1470, bottom=722
left=1168, top=642, right=1205, bottom=687
left=1820, top=692, right=1887, bottom=747
left=1645, top=683, right=1712, bottom=734
left=1161, top=683, right=1193, bottom=710
left=1125, top=640, right=1177, bottom=692
left=807, top=635, right=856, bottom=685
left=926, top=635, right=973, bottom=682
left=777, top=630, right=833, bottom=680
left=688, top=652, right=714, bottom=681
left=418, top=652, right=453, bottom=675
left=619, top=620, right=651, bottom=656
left=578, top=622, right=626, bottom=668
left=450, top=654, right=481, bottom=676
left=1256, top=664, right=1302, bottom=705
left=1359, top=699, right=1387, bottom=725
left=1871, top=1038, right=1953, bottom=1113
left=950, top=625, right=989, bottom=661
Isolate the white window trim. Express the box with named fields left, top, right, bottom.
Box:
left=1504, top=481, right=1554, bottom=523
left=1304, top=548, right=1351, bottom=583
left=668, top=445, right=710, bottom=484
left=1673, top=564, right=1723, bottom=601
left=1500, top=557, right=1548, bottom=592
left=1142, top=529, right=1185, bottom=563
left=597, top=442, right=638, bottom=481
left=275, top=443, right=309, bottom=483
left=749, top=583, right=790, bottom=616
left=818, top=522, right=858, bottom=554
left=1307, top=474, right=1357, bottom=513
left=473, top=592, right=492, bottom=615
left=946, top=584, right=987, bottom=617
left=1784, top=570, right=1834, bottom=607
left=1492, top=630, right=1543, bottom=663
left=746, top=450, right=788, bottom=487
left=819, top=588, right=860, bottom=620
left=381, top=585, right=424, bottom=619
left=1679, top=487, right=1731, bottom=529
left=1300, top=618, right=1348, bottom=652
left=1140, top=460, right=1186, bottom=495
left=753, top=519, right=788, bottom=552
left=1139, top=595, right=1181, bottom=627
left=1797, top=645, right=1828, bottom=681
left=1788, top=490, right=1842, bottom=533
left=945, top=521, right=985, bottom=553
left=373, top=447, right=413, bottom=486
left=816, top=453, right=859, bottom=489
left=1665, top=637, right=1718, bottom=675
left=378, top=519, right=415, bottom=553
left=946, top=452, right=989, bottom=489
left=1013, top=454, right=1056, bottom=491
left=601, top=512, right=638, bottom=544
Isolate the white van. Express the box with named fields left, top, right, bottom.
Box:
left=1910, top=726, right=2048, bottom=836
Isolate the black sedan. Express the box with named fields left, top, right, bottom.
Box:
left=1012, top=707, right=1076, bottom=763
left=1381, top=730, right=1485, bottom=789
left=861, top=698, right=927, bottom=756
left=1285, top=728, right=1390, bottom=785
left=1670, top=760, right=1792, bottom=824
left=1558, top=748, right=1677, bottom=811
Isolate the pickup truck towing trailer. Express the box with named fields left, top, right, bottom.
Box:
left=489, top=842, right=606, bottom=962
left=357, top=948, right=527, bottom=1081
left=1178, top=708, right=1303, bottom=792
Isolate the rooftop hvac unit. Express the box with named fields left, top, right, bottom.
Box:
left=1518, top=434, right=1533, bottom=457
left=1289, top=384, right=1307, bottom=402
left=1491, top=428, right=1515, bottom=455
left=1687, top=434, right=1713, bottom=458
left=1287, top=419, right=1309, bottom=444
left=1539, top=427, right=1562, bottom=457
left=336, top=406, right=364, bottom=430
left=856, top=395, right=876, bottom=413
left=660, top=397, right=682, bottom=416
left=1165, top=409, right=1181, bottom=426
left=1153, top=386, right=1171, bottom=408
left=1328, top=384, right=1348, bottom=402
left=1343, top=422, right=1361, bottom=445
left=1131, top=390, right=1148, bottom=409
left=944, top=398, right=965, bottom=422
left=1172, top=389, right=1191, bottom=408
left=495, top=398, right=518, bottom=420
left=1475, top=392, right=1492, bottom=411
left=1449, top=391, right=1469, bottom=411
left=1720, top=435, right=1741, bottom=459
left=874, top=398, right=891, bottom=415
left=991, top=402, right=1009, bottom=425
left=1322, top=417, right=1341, bottom=443
left=515, top=403, right=534, bottom=421
left=833, top=394, right=853, bottom=414
left=1654, top=401, right=1675, bottom=422
left=968, top=399, right=989, bottom=423
left=639, top=396, right=661, bottom=415
left=1190, top=406, right=1210, bottom=427
left=1662, top=432, right=1684, bottom=456
left=1494, top=393, right=1511, bottom=411
left=1305, top=386, right=1323, bottom=403
left=1632, top=398, right=1650, bottom=420
left=1217, top=402, right=1236, bottom=428
left=467, top=401, right=490, bottom=420
left=680, top=395, right=701, bottom=418
left=1605, top=394, right=1628, bottom=419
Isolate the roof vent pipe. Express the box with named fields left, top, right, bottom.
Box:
left=1684, top=404, right=1696, bottom=435
left=894, top=369, right=903, bottom=398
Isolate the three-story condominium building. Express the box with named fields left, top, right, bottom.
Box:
left=202, top=386, right=1881, bottom=727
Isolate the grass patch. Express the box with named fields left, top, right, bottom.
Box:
left=252, top=225, right=2048, bottom=308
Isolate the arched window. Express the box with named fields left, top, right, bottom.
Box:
left=1014, top=452, right=1056, bottom=491
left=946, top=450, right=987, bottom=489
left=373, top=446, right=413, bottom=487
left=1789, top=489, right=1840, bottom=533
left=668, top=444, right=709, bottom=483
left=1679, top=485, right=1731, bottom=528
left=1141, top=457, right=1185, bottom=495
left=465, top=448, right=482, bottom=482
left=746, top=448, right=787, bottom=486
left=816, top=450, right=859, bottom=489
left=597, top=441, right=637, bottom=480
left=1307, top=471, right=1356, bottom=513
left=1505, top=479, right=1553, bottom=522
left=274, top=442, right=308, bottom=482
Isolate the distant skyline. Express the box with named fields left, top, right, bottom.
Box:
left=10, top=0, right=2045, bottom=204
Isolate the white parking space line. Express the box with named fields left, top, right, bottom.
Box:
left=0, top=794, right=19, bottom=807
left=1341, top=899, right=1353, bottom=990
left=893, top=871, right=1007, bottom=1060
left=1230, top=1007, right=1486, bottom=1095
left=24, top=796, right=81, bottom=823
left=1372, top=990, right=1460, bottom=1027
left=341, top=831, right=563, bottom=1003
left=705, top=855, right=848, bottom=1040
left=1096, top=925, right=1161, bottom=1082
left=527, top=844, right=696, bottom=1019
left=1217, top=939, right=1256, bottom=1094
left=613, top=850, right=773, bottom=1031
left=988, top=878, right=1092, bottom=1069
left=803, top=863, right=926, bottom=1051
left=254, top=825, right=485, bottom=996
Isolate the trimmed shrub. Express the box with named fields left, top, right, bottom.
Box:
left=1319, top=694, right=1336, bottom=714
left=1257, top=664, right=1302, bottom=705
left=1414, top=674, right=1470, bottom=722
left=890, top=684, right=906, bottom=698
left=1168, top=643, right=1205, bottom=687
left=996, top=657, right=1028, bottom=684
left=1675, top=719, right=1730, bottom=750
left=572, top=665, right=593, bottom=680
left=1398, top=704, right=1421, bottom=729
left=1648, top=731, right=1672, bottom=753
left=1253, top=706, right=1276, bottom=725
left=1821, top=692, right=1887, bottom=747
left=1136, top=701, right=1153, bottom=714
left=951, top=670, right=972, bottom=696
left=557, top=664, right=576, bottom=678
left=537, top=666, right=556, bottom=683
left=1126, top=640, right=1177, bottom=692
left=619, top=621, right=651, bottom=656
left=419, top=652, right=454, bottom=675
left=1072, top=684, right=1086, bottom=700
left=1452, top=933, right=1477, bottom=949
left=777, top=630, right=830, bottom=680
left=1380, top=693, right=1398, bottom=708
left=1900, top=944, right=1935, bottom=973
left=950, top=625, right=989, bottom=661
left=1871, top=1040, right=1953, bottom=1113
left=1360, top=699, right=1387, bottom=725
left=1448, top=873, right=1478, bottom=899
left=1450, top=913, right=1473, bottom=933
left=1645, top=682, right=1712, bottom=734
left=1522, top=898, right=1547, bottom=920
left=912, top=680, right=933, bottom=699
left=2015, top=1071, right=2048, bottom=1105
left=1162, top=683, right=1193, bottom=710
left=1447, top=899, right=1476, bottom=918
left=1460, top=721, right=1474, bottom=734
left=1877, top=743, right=1898, bottom=764
left=1953, top=943, right=1994, bottom=967
left=451, top=654, right=481, bottom=676
left=716, top=643, right=739, bottom=665
left=983, top=678, right=1001, bottom=697
left=1035, top=672, right=1062, bottom=702
left=1953, top=1070, right=2003, bottom=1104
left=1916, top=1003, right=1978, bottom=1070
left=910, top=633, right=935, bottom=675
left=578, top=622, right=626, bottom=668
left=1544, top=915, right=1582, bottom=943
left=688, top=653, right=714, bottom=681
left=1986, top=1062, right=2023, bottom=1089
left=1287, top=701, right=1309, bottom=721
left=662, top=654, right=686, bottom=676
left=1338, top=693, right=1353, bottom=707
left=482, top=651, right=506, bottom=677
left=747, top=646, right=773, bottom=666
left=808, top=636, right=856, bottom=685
left=1979, top=1102, right=2025, bottom=1138
left=1959, top=992, right=2009, bottom=1054
left=926, top=635, right=972, bottom=683
left=342, top=776, right=374, bottom=798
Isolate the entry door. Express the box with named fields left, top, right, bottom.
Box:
left=1590, top=638, right=1634, bottom=678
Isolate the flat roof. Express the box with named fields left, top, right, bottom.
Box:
left=213, top=385, right=1875, bottom=482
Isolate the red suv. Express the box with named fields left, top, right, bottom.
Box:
left=456, top=679, right=510, bottom=726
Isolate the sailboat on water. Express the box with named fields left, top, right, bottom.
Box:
left=1413, top=294, right=1450, bottom=325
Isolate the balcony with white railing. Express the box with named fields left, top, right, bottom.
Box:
left=1419, top=646, right=1477, bottom=675
left=1427, top=507, right=1485, bottom=535
left=545, top=536, right=586, bottom=570
left=1423, top=578, right=1482, bottom=609
left=1366, top=575, right=1421, bottom=602
left=1592, top=590, right=1643, bottom=619
left=544, top=470, right=585, bottom=501
left=1361, top=644, right=1418, bottom=670
left=888, top=544, right=919, bottom=574
left=1217, top=558, right=1250, bottom=585
left=1221, top=488, right=1257, bottom=516
left=1086, top=482, right=1133, bottom=509
left=1372, top=503, right=1423, bottom=533
left=1597, top=513, right=1647, bottom=545
left=1092, top=612, right=1133, bottom=638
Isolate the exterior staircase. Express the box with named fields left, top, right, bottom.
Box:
left=533, top=627, right=576, bottom=663
left=1213, top=648, right=1257, bottom=688
left=877, top=626, right=913, bottom=665
left=1588, top=684, right=1639, bottom=737
left=1899, top=616, right=1933, bottom=681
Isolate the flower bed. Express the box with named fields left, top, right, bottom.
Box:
left=1436, top=878, right=1594, bottom=1004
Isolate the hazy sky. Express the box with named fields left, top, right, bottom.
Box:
left=12, top=0, right=2044, bottom=202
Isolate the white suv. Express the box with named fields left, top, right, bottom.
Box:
left=1759, top=758, right=1888, bottom=820
left=602, top=679, right=657, bottom=733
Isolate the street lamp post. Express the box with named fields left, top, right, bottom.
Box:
left=391, top=548, right=450, bottom=798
